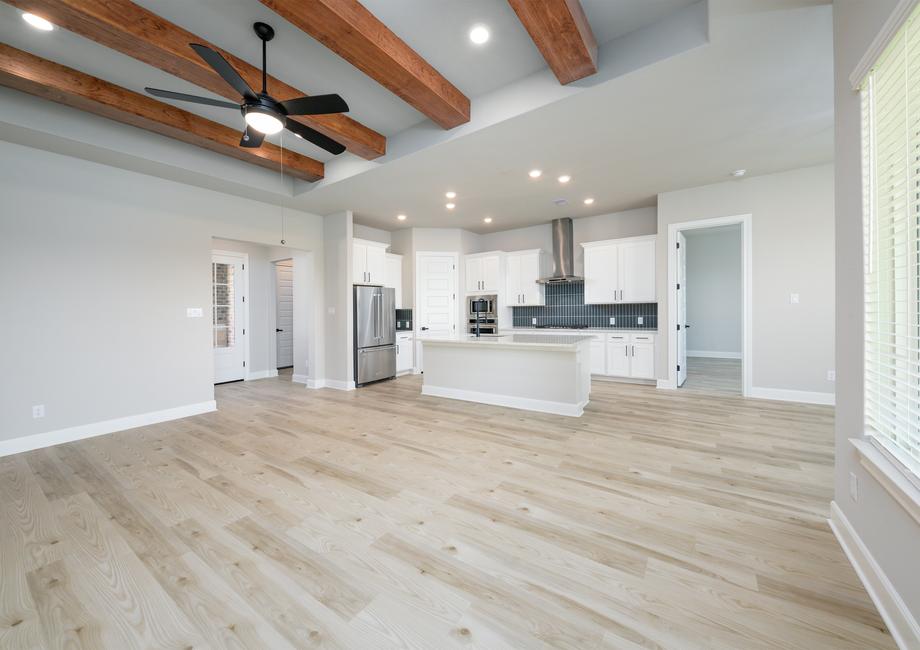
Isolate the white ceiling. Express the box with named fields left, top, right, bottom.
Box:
left=0, top=0, right=833, bottom=235
left=294, top=0, right=834, bottom=233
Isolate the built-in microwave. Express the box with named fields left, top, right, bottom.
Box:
left=467, top=294, right=497, bottom=318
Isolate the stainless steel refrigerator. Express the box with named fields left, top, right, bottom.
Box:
left=354, top=285, right=396, bottom=386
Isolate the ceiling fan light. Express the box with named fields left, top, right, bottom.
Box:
left=245, top=108, right=283, bottom=135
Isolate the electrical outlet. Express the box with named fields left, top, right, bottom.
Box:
left=609, top=317, right=616, bottom=326
left=32, top=405, right=45, bottom=419
left=186, top=307, right=203, bottom=318
left=637, top=316, right=644, bottom=325
left=849, top=472, right=859, bottom=502
left=827, top=370, right=836, bottom=382
left=532, top=317, right=537, bottom=325
left=790, top=293, right=800, bottom=304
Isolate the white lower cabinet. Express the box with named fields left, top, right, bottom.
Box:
left=396, top=333, right=413, bottom=373
left=606, top=334, right=631, bottom=377
left=605, top=332, right=656, bottom=379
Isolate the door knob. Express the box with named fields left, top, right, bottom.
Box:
left=275, top=328, right=283, bottom=332
left=420, top=326, right=429, bottom=331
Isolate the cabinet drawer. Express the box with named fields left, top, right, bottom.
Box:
left=630, top=333, right=655, bottom=344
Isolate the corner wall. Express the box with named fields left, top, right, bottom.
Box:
left=0, top=141, right=326, bottom=449
left=833, top=0, right=920, bottom=635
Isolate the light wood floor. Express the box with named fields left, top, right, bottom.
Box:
left=0, top=374, right=894, bottom=649
left=681, top=357, right=742, bottom=395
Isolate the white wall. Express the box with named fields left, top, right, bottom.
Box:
left=353, top=224, right=391, bottom=245
left=656, top=164, right=835, bottom=396
left=685, top=226, right=742, bottom=357
left=0, top=141, right=326, bottom=445
left=834, top=0, right=920, bottom=629
left=323, top=211, right=353, bottom=386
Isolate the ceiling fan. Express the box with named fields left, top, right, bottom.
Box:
left=145, top=22, right=348, bottom=155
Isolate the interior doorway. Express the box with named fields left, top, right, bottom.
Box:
left=667, top=214, right=752, bottom=396
left=274, top=259, right=294, bottom=370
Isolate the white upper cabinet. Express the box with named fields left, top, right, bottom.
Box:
left=384, top=253, right=403, bottom=308
left=582, top=235, right=656, bottom=304
left=465, top=253, right=502, bottom=293
left=353, top=238, right=389, bottom=285
left=505, top=249, right=545, bottom=306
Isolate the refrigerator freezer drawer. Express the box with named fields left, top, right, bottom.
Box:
left=357, top=345, right=396, bottom=385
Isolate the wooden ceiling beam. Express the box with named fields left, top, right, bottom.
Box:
left=0, top=43, right=324, bottom=182
left=259, top=0, right=470, bottom=129
left=5, top=0, right=386, bottom=159
left=507, top=0, right=598, bottom=84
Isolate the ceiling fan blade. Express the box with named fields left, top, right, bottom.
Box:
left=240, top=126, right=265, bottom=149
left=190, top=44, right=257, bottom=102
left=145, top=87, right=239, bottom=109
left=280, top=94, right=349, bottom=116
left=284, top=118, right=346, bottom=155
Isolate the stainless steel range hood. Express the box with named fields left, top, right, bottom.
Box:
left=538, top=218, right=583, bottom=284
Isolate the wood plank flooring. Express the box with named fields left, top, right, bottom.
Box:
left=0, top=374, right=894, bottom=649
left=682, top=357, right=742, bottom=395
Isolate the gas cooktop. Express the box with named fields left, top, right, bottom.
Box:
left=533, top=324, right=590, bottom=329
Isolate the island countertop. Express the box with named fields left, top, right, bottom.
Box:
left=421, top=334, right=592, bottom=351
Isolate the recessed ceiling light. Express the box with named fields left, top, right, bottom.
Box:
left=583, top=198, right=595, bottom=205
left=483, top=217, right=493, bottom=224
left=558, top=175, right=571, bottom=184
left=446, top=203, right=456, bottom=210
left=445, top=191, right=456, bottom=199
left=469, top=25, right=490, bottom=45
left=731, top=169, right=747, bottom=177
left=22, top=12, right=54, bottom=30
left=528, top=169, right=542, bottom=179
left=397, top=214, right=407, bottom=221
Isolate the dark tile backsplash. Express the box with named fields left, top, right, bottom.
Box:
left=395, top=308, right=413, bottom=331
left=512, top=283, right=657, bottom=329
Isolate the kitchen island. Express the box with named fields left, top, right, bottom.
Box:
left=420, top=334, right=592, bottom=416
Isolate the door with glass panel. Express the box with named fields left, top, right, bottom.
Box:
left=212, top=252, right=246, bottom=383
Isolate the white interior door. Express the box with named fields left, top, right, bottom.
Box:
left=416, top=253, right=457, bottom=359
left=212, top=252, right=246, bottom=383
left=677, top=232, right=688, bottom=387
left=275, top=259, right=294, bottom=369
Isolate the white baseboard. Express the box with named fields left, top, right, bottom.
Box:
left=324, top=379, right=356, bottom=391
left=246, top=369, right=278, bottom=381
left=749, top=386, right=835, bottom=405
left=687, top=350, right=742, bottom=359
left=292, top=374, right=310, bottom=385
left=829, top=501, right=920, bottom=649
left=0, top=400, right=217, bottom=458
left=657, top=379, right=676, bottom=390
left=422, top=384, right=585, bottom=417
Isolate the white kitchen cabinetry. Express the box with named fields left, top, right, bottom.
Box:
left=353, top=238, right=388, bottom=285
left=465, top=253, right=502, bottom=293
left=629, top=333, right=656, bottom=379
left=396, top=332, right=413, bottom=373
left=582, top=235, right=656, bottom=304
left=385, top=253, right=403, bottom=307
left=506, top=249, right=545, bottom=306
left=606, top=334, right=631, bottom=377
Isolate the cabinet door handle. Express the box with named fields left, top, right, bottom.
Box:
left=624, top=346, right=628, bottom=357
left=631, top=345, right=635, bottom=357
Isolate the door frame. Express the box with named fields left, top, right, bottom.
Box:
left=414, top=251, right=459, bottom=373
left=211, top=249, right=250, bottom=383
left=663, top=214, right=752, bottom=396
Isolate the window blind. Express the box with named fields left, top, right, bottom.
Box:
left=862, top=2, right=920, bottom=479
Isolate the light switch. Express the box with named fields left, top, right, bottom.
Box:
left=790, top=293, right=800, bottom=304
left=186, top=307, right=203, bottom=318
left=328, top=307, right=336, bottom=315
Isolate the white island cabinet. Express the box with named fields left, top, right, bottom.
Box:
left=421, top=334, right=592, bottom=417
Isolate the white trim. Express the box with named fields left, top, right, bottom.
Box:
left=292, top=373, right=310, bottom=385
left=665, top=214, right=752, bottom=396
left=324, top=379, right=356, bottom=391
left=212, top=249, right=250, bottom=383
left=245, top=369, right=278, bottom=381
left=849, top=0, right=920, bottom=89
left=829, top=501, right=920, bottom=649
left=422, top=384, right=586, bottom=417
left=0, top=400, right=217, bottom=458
left=851, top=438, right=920, bottom=526
left=687, top=350, right=742, bottom=359
left=748, top=386, right=835, bottom=405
